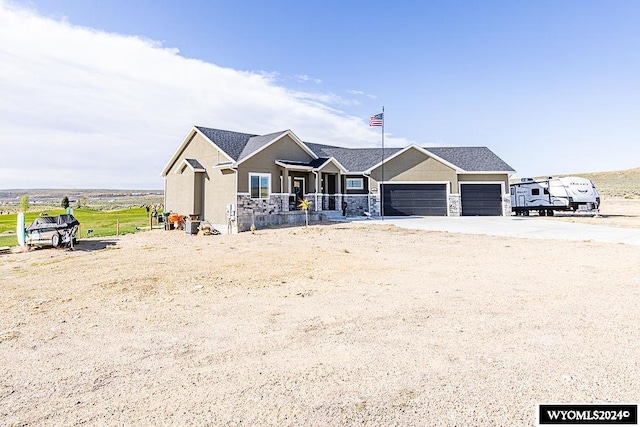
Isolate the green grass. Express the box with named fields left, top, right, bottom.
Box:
left=0, top=207, right=159, bottom=247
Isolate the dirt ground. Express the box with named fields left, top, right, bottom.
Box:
left=1, top=200, right=639, bottom=426
left=541, top=198, right=640, bottom=228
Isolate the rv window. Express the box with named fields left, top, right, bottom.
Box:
left=544, top=188, right=549, bottom=195
left=510, top=187, right=514, bottom=195
left=532, top=188, right=540, bottom=196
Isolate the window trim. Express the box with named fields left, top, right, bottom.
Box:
left=346, top=177, right=364, bottom=190
left=249, top=173, right=271, bottom=199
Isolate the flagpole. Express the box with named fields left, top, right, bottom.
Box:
left=381, top=105, right=385, bottom=221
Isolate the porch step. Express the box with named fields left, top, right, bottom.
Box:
left=322, top=210, right=347, bottom=220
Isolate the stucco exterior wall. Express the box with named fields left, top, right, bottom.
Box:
left=165, top=167, right=197, bottom=216
left=237, top=135, right=315, bottom=193
left=319, top=162, right=341, bottom=174
left=206, top=168, right=237, bottom=226
left=369, top=148, right=458, bottom=190
left=458, top=173, right=510, bottom=191
left=164, top=131, right=236, bottom=225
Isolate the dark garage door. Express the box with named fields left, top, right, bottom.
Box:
left=382, top=184, right=447, bottom=216
left=461, top=184, right=502, bottom=216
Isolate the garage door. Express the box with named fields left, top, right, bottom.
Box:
left=382, top=184, right=447, bottom=216
left=461, top=184, right=502, bottom=216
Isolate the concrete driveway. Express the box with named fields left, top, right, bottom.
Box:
left=344, top=216, right=640, bottom=246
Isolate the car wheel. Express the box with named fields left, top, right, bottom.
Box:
left=52, top=233, right=61, bottom=248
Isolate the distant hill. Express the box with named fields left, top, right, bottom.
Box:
left=556, top=167, right=640, bottom=199
left=0, top=189, right=163, bottom=212
left=513, top=167, right=640, bottom=199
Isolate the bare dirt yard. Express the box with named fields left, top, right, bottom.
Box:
left=542, top=198, right=640, bottom=229
left=1, top=201, right=639, bottom=425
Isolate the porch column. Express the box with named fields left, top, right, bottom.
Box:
left=313, top=171, right=319, bottom=212
left=337, top=173, right=343, bottom=211
left=283, top=169, right=290, bottom=211
left=367, top=175, right=372, bottom=214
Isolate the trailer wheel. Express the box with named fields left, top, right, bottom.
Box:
left=539, top=210, right=546, bottom=216
left=547, top=210, right=554, bottom=216
left=51, top=233, right=61, bottom=248
left=524, top=210, right=530, bottom=216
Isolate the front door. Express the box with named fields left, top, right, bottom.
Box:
left=326, top=175, right=336, bottom=209
left=327, top=174, right=336, bottom=194
left=293, top=178, right=304, bottom=203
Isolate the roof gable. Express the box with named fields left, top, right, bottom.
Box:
left=163, top=126, right=515, bottom=177
left=161, top=127, right=251, bottom=176
left=365, top=144, right=462, bottom=174
left=308, top=142, right=514, bottom=173
left=195, top=126, right=257, bottom=161
left=237, top=130, right=318, bottom=164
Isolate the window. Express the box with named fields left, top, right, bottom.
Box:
left=346, top=178, right=364, bottom=190
left=250, top=173, right=270, bottom=199
left=531, top=188, right=540, bottom=196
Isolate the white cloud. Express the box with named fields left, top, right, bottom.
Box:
left=294, top=74, right=322, bottom=84
left=348, top=89, right=377, bottom=100
left=0, top=2, right=407, bottom=189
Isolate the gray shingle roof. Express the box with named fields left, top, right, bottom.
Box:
left=195, top=126, right=256, bottom=161
left=305, top=143, right=402, bottom=172
left=195, top=127, right=294, bottom=163
left=308, top=158, right=332, bottom=168
left=426, top=147, right=515, bottom=172
left=239, top=131, right=289, bottom=161
left=184, top=158, right=205, bottom=171
left=194, top=126, right=514, bottom=173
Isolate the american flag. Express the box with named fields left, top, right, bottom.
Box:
left=369, top=113, right=383, bottom=127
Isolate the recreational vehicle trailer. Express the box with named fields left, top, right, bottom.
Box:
left=510, top=177, right=600, bottom=216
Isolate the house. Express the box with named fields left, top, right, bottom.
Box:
left=161, top=126, right=516, bottom=233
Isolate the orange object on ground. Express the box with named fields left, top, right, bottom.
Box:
left=167, top=213, right=184, bottom=229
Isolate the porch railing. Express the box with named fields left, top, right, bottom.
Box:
left=323, top=195, right=337, bottom=210
left=289, top=195, right=300, bottom=210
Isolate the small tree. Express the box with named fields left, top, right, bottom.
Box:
left=61, top=196, right=70, bottom=209
left=298, top=199, right=311, bottom=226
left=19, top=194, right=30, bottom=213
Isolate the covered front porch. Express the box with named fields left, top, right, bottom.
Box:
left=275, top=158, right=346, bottom=213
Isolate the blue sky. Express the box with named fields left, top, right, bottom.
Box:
left=1, top=0, right=639, bottom=189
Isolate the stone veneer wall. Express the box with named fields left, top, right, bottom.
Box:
left=502, top=195, right=511, bottom=216
left=369, top=194, right=381, bottom=216
left=235, top=194, right=320, bottom=231
left=448, top=194, right=461, bottom=216
left=342, top=195, right=371, bottom=216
